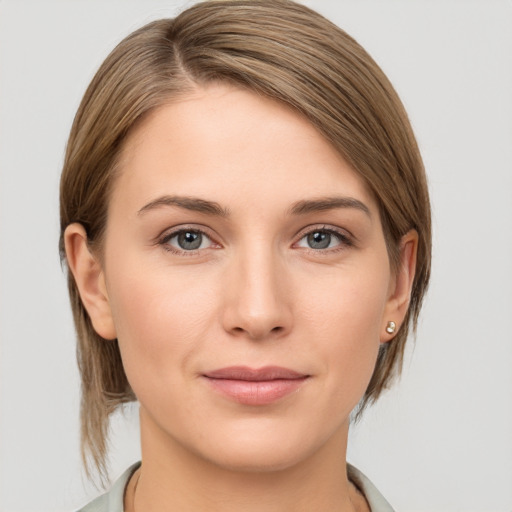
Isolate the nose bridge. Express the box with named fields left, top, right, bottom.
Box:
left=223, top=238, right=292, bottom=340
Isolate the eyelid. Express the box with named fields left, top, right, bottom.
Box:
left=293, top=224, right=354, bottom=251
left=156, top=224, right=222, bottom=254
left=153, top=223, right=355, bottom=255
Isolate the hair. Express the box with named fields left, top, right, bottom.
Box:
left=59, top=0, right=431, bottom=482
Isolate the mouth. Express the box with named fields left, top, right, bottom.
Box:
left=202, top=366, right=310, bottom=405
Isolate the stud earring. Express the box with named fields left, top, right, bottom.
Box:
left=385, top=321, right=396, bottom=334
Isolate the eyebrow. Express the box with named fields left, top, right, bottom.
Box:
left=289, top=196, right=371, bottom=217
left=137, top=195, right=230, bottom=217
left=137, top=194, right=370, bottom=219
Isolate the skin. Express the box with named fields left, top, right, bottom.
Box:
left=66, top=83, right=417, bottom=512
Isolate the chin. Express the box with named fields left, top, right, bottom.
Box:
left=200, top=441, right=312, bottom=474
left=186, top=417, right=339, bottom=474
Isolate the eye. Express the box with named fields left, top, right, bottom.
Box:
left=162, top=229, right=214, bottom=252
left=296, top=228, right=350, bottom=250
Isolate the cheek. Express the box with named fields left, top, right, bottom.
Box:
left=104, top=261, right=219, bottom=395
left=300, top=258, right=389, bottom=337
left=298, top=263, right=389, bottom=397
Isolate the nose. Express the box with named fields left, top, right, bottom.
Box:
left=221, top=245, right=293, bottom=341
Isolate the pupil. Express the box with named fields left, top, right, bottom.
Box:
left=178, top=231, right=202, bottom=250
left=308, top=231, right=330, bottom=249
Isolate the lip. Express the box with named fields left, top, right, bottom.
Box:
left=202, top=366, right=309, bottom=405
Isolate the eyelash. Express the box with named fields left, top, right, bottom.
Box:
left=158, top=226, right=217, bottom=255
left=156, top=225, right=354, bottom=256
left=294, top=225, right=354, bottom=254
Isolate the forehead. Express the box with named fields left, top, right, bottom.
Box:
left=113, top=83, right=376, bottom=214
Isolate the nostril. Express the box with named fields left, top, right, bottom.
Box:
left=229, top=324, right=285, bottom=339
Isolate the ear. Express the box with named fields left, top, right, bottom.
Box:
left=380, top=230, right=418, bottom=343
left=64, top=223, right=117, bottom=340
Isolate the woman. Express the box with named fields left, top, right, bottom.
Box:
left=60, top=1, right=431, bottom=510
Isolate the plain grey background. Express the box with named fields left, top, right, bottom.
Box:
left=1, top=1, right=511, bottom=511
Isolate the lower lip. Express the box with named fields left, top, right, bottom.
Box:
left=204, top=377, right=308, bottom=405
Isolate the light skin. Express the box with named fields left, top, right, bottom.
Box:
left=65, top=83, right=417, bottom=512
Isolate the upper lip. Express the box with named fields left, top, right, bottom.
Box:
left=203, top=366, right=308, bottom=381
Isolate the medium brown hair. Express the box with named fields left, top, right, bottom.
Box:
left=60, top=0, right=431, bottom=481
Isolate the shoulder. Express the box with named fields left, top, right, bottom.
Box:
left=347, top=464, right=395, bottom=512
left=75, top=463, right=141, bottom=512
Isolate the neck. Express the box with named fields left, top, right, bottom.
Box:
left=126, top=410, right=368, bottom=512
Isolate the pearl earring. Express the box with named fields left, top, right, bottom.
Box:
left=385, top=321, right=396, bottom=334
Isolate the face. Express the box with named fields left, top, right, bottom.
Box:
left=77, top=83, right=407, bottom=472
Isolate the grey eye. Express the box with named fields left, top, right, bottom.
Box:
left=306, top=231, right=332, bottom=249
left=167, top=230, right=210, bottom=251
left=178, top=231, right=202, bottom=250
left=296, top=229, right=347, bottom=251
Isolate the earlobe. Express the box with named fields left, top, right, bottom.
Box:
left=381, top=230, right=418, bottom=343
left=64, top=223, right=117, bottom=340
